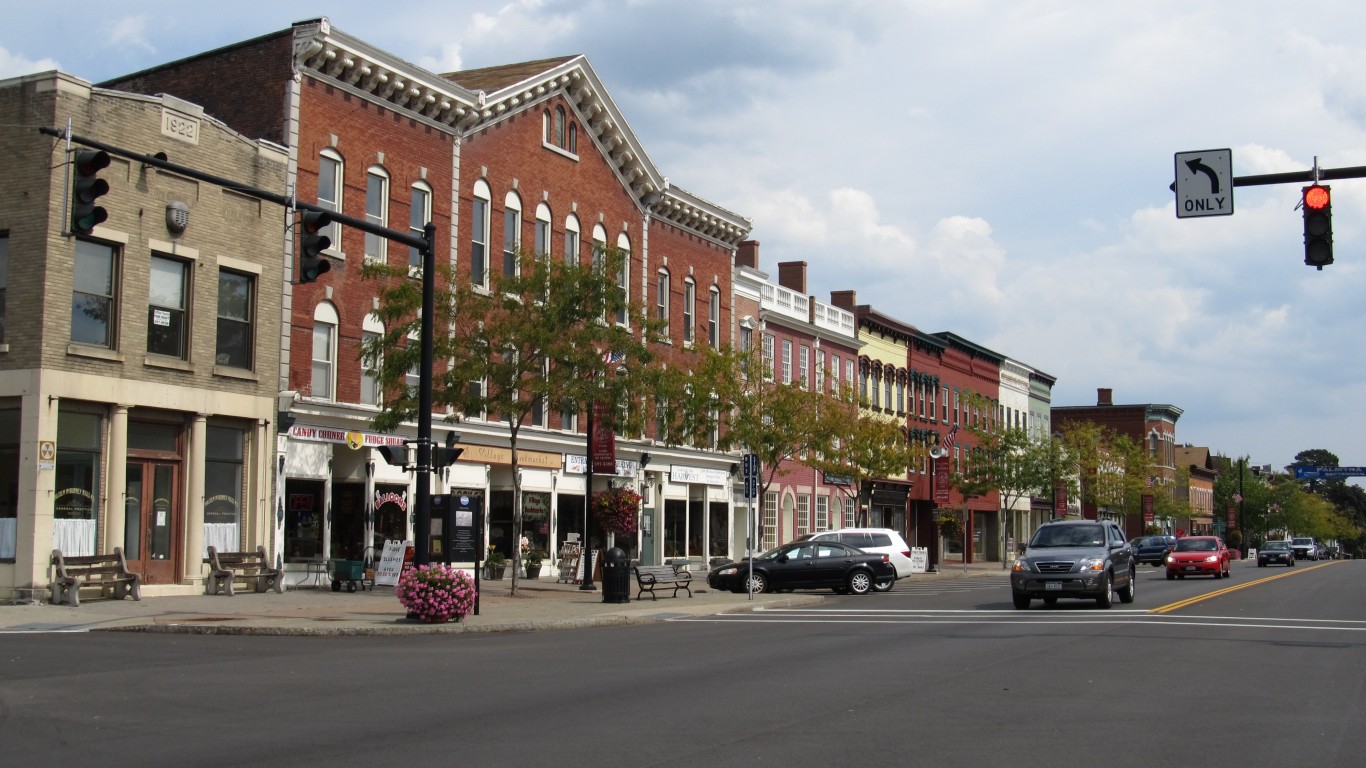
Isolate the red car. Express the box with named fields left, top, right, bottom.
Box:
left=1165, top=536, right=1231, bottom=579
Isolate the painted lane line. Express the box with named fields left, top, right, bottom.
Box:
left=1151, top=560, right=1343, bottom=614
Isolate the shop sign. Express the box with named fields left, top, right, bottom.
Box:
left=457, top=443, right=561, bottom=469
left=564, top=454, right=638, bottom=477
left=288, top=424, right=405, bottom=447
left=669, top=465, right=730, bottom=486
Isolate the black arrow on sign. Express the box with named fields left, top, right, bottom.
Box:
left=1186, top=158, right=1220, bottom=193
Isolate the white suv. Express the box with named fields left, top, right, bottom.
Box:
left=795, top=528, right=914, bottom=591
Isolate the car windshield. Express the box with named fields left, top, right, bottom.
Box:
left=1175, top=538, right=1217, bottom=552
left=1292, top=538, right=1312, bottom=546
left=1264, top=541, right=1290, bottom=551
left=1029, top=525, right=1104, bottom=548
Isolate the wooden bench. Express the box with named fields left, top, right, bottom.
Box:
left=633, top=564, right=693, bottom=601
left=50, top=548, right=142, bottom=607
left=204, top=545, right=284, bottom=596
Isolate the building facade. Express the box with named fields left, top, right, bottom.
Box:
left=0, top=72, right=286, bottom=598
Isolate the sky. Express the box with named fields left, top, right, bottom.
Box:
left=4, top=1, right=1365, bottom=476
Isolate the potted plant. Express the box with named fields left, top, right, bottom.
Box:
left=395, top=563, right=477, bottom=623
left=524, top=549, right=546, bottom=579
left=483, top=545, right=507, bottom=580
left=936, top=510, right=963, bottom=540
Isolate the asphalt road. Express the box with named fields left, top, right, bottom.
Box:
left=3, top=560, right=1362, bottom=767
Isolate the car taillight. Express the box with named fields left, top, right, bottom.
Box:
left=901, top=550, right=911, bottom=558
left=882, top=555, right=890, bottom=563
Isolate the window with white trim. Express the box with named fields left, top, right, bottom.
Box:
left=708, top=286, right=720, bottom=349
left=215, top=268, right=253, bottom=369
left=503, top=191, right=522, bottom=278
left=683, top=278, right=696, bottom=344
left=815, top=495, right=829, bottom=532
left=408, top=182, right=431, bottom=273
left=798, top=345, right=809, bottom=389
left=762, top=333, right=774, bottom=381
left=364, top=167, right=388, bottom=264
left=471, top=180, right=491, bottom=289
left=615, top=233, right=631, bottom=325
left=72, top=239, right=118, bottom=349
left=781, top=339, right=792, bottom=384
left=535, top=203, right=552, bottom=259
left=763, top=492, right=778, bottom=551
left=311, top=303, right=338, bottom=400
left=655, top=268, right=670, bottom=324
left=361, top=314, right=383, bottom=406
left=317, top=150, right=342, bottom=251
left=564, top=214, right=580, bottom=266
left=796, top=494, right=810, bottom=537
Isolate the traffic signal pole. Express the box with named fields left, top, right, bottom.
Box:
left=41, top=127, right=444, bottom=564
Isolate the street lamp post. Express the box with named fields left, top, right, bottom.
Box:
left=580, top=397, right=598, bottom=591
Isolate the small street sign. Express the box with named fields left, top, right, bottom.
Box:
left=1294, top=466, right=1366, bottom=479
left=1175, top=149, right=1233, bottom=218
left=743, top=453, right=759, bottom=499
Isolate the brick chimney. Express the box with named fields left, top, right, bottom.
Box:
left=776, top=261, right=807, bottom=293
left=1097, top=388, right=1113, bottom=406
left=736, top=240, right=759, bottom=270
left=830, top=290, right=856, bottom=310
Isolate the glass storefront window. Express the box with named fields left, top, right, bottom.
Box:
left=0, top=408, right=17, bottom=560
left=54, top=410, right=102, bottom=557
left=284, top=479, right=324, bottom=562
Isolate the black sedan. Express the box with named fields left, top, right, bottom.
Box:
left=707, top=540, right=895, bottom=595
left=1257, top=540, right=1295, bottom=567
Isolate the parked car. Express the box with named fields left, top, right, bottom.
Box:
left=707, top=540, right=896, bottom=595
left=1257, top=540, right=1295, bottom=567
left=1129, top=534, right=1178, bottom=567
left=795, top=528, right=914, bottom=591
left=1165, top=535, right=1231, bottom=579
left=1318, top=543, right=1336, bottom=560
left=1290, top=537, right=1320, bottom=561
left=1010, top=520, right=1136, bottom=609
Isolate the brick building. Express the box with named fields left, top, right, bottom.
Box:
left=0, top=72, right=286, bottom=598
left=101, top=18, right=752, bottom=575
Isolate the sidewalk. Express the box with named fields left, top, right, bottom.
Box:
left=0, top=561, right=1007, bottom=636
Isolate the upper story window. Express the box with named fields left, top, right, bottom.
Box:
left=896, top=379, right=905, bottom=414
left=364, top=167, right=389, bottom=264
left=72, top=239, right=118, bottom=349
left=215, top=268, right=254, bottom=370
left=503, top=191, right=522, bottom=278
left=564, top=214, right=581, bottom=266
left=148, top=255, right=189, bottom=360
left=762, top=334, right=774, bottom=381
left=360, top=313, right=384, bottom=407
left=830, top=355, right=840, bottom=394
left=311, top=302, right=339, bottom=401
left=615, top=233, right=631, bottom=325
left=655, top=269, right=670, bottom=325
left=781, top=339, right=793, bottom=384
left=544, top=106, right=578, bottom=154
left=470, top=180, right=491, bottom=289
left=408, top=182, right=432, bottom=274
left=317, top=150, right=343, bottom=253
left=534, top=203, right=552, bottom=260
left=682, top=278, right=696, bottom=345
left=708, top=286, right=720, bottom=349
left=798, top=345, right=810, bottom=389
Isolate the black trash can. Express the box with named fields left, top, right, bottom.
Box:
left=602, top=547, right=631, bottom=604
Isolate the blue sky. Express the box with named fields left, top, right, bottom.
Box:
left=4, top=1, right=1365, bottom=475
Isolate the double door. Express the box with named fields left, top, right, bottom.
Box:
left=124, top=461, right=179, bottom=584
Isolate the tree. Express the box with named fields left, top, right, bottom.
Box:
left=362, top=248, right=668, bottom=594
left=808, top=386, right=917, bottom=530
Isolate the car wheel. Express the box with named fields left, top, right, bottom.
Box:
left=848, top=571, right=872, bottom=595
left=872, top=579, right=894, bottom=592
left=1012, top=592, right=1031, bottom=609
left=1119, top=568, right=1136, bottom=603
left=745, top=573, right=767, bottom=594
left=1096, top=572, right=1114, bottom=608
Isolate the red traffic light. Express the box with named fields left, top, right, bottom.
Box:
left=1304, top=185, right=1330, bottom=210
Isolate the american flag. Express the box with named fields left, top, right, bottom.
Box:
left=602, top=349, right=625, bottom=365
left=941, top=426, right=958, bottom=451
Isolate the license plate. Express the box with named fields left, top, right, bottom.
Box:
left=1044, top=582, right=1062, bottom=591
left=1184, top=566, right=1197, bottom=571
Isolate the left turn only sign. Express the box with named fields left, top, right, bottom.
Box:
left=1175, top=149, right=1233, bottom=219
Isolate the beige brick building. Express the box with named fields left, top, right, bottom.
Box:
left=0, top=72, right=286, bottom=598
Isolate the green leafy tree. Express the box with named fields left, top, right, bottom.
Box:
left=362, top=248, right=668, bottom=594
left=808, top=387, right=917, bottom=530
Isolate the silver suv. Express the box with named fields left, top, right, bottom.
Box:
left=796, top=528, right=914, bottom=591
left=1011, top=520, right=1136, bottom=609
left=1290, top=537, right=1320, bottom=561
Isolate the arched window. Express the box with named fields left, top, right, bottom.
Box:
left=655, top=268, right=670, bottom=324
left=682, top=277, right=695, bottom=344
left=564, top=213, right=581, bottom=266
left=554, top=106, right=566, bottom=147
left=503, top=191, right=522, bottom=278
left=311, top=302, right=339, bottom=401
left=534, top=203, right=552, bottom=259
left=707, top=285, right=720, bottom=348
left=408, top=181, right=431, bottom=273
left=615, top=233, right=631, bottom=325
left=470, top=180, right=491, bottom=288
left=361, top=313, right=384, bottom=406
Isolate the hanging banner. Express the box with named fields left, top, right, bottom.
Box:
left=1053, top=484, right=1068, bottom=518
left=590, top=402, right=617, bottom=473
left=933, top=457, right=950, bottom=502
left=1142, top=493, right=1154, bottom=522
left=1227, top=506, right=1236, bottom=528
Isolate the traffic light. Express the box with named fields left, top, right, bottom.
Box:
left=70, top=149, right=110, bottom=235
left=298, top=210, right=333, bottom=283
left=1302, top=184, right=1333, bottom=270
left=433, top=433, right=463, bottom=469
